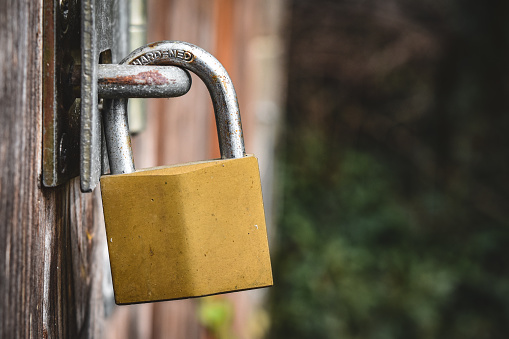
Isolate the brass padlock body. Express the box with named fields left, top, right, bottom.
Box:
left=101, top=155, right=272, bottom=304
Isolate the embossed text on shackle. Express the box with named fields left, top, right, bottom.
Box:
left=131, top=50, right=195, bottom=65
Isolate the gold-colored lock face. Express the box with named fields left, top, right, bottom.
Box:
left=100, top=155, right=273, bottom=304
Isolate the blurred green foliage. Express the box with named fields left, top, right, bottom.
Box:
left=269, top=0, right=509, bottom=338
left=198, top=296, right=234, bottom=339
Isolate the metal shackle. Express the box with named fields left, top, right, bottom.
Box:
left=103, top=41, right=246, bottom=175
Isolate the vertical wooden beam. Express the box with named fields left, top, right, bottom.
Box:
left=0, top=1, right=46, bottom=337
left=0, top=1, right=105, bottom=337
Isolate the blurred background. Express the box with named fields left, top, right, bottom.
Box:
left=105, top=0, right=509, bottom=338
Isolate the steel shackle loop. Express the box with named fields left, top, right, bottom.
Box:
left=103, top=41, right=246, bottom=175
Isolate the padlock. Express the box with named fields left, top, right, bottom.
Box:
left=100, top=41, right=273, bottom=305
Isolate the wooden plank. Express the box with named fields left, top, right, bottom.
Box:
left=0, top=1, right=46, bottom=337
left=0, top=1, right=105, bottom=337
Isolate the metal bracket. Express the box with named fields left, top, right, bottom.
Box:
left=80, top=0, right=135, bottom=192
left=43, top=0, right=129, bottom=191
left=42, top=0, right=191, bottom=192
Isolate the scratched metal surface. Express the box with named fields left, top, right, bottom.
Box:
left=70, top=64, right=192, bottom=98
left=80, top=0, right=129, bottom=192
left=96, top=64, right=191, bottom=98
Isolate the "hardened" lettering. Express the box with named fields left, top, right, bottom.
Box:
left=131, top=50, right=194, bottom=65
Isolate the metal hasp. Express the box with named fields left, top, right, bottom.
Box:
left=97, top=65, right=191, bottom=98
left=104, top=41, right=246, bottom=175
left=70, top=64, right=192, bottom=98
left=42, top=0, right=192, bottom=191
left=43, top=0, right=129, bottom=189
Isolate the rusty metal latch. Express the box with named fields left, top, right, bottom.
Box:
left=42, top=0, right=191, bottom=192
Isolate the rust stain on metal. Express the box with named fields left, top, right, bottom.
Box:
left=210, top=74, right=230, bottom=88
left=99, top=70, right=173, bottom=86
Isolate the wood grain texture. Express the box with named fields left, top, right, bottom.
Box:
left=0, top=1, right=45, bottom=337
left=0, top=1, right=105, bottom=337
left=0, top=0, right=282, bottom=338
